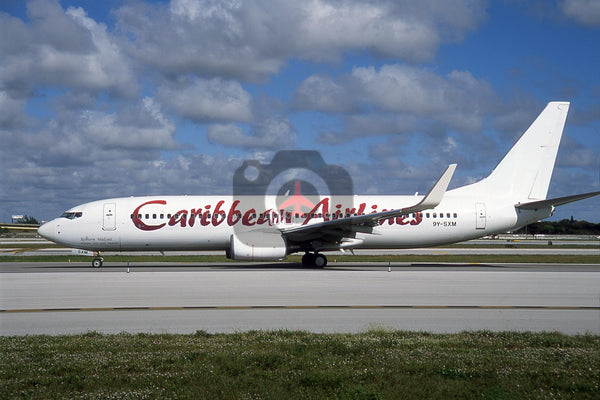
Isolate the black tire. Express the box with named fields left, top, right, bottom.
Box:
left=92, top=258, right=103, bottom=268
left=302, top=253, right=315, bottom=267
left=314, top=254, right=327, bottom=268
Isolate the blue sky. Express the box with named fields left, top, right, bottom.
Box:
left=1, top=0, right=599, bottom=222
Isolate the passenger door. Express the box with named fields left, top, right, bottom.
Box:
left=103, top=203, right=116, bottom=231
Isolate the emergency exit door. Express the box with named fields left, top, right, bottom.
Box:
left=103, top=203, right=116, bottom=231
left=475, top=202, right=486, bottom=229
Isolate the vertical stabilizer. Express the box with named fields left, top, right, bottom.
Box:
left=484, top=101, right=570, bottom=201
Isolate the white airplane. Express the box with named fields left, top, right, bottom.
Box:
left=38, top=102, right=599, bottom=268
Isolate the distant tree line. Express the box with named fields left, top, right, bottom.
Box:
left=14, top=215, right=39, bottom=225
left=515, top=218, right=600, bottom=235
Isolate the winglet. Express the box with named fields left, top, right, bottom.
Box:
left=416, top=164, right=457, bottom=209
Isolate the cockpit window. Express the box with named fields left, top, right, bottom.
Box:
left=60, top=211, right=83, bottom=219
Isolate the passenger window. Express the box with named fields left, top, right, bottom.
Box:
left=160, top=214, right=164, bottom=219
left=426, top=213, right=430, bottom=218
left=153, top=214, right=157, bottom=219
left=453, top=213, right=457, bottom=218
left=447, top=213, right=450, bottom=218
left=433, top=213, right=437, bottom=218
left=145, top=214, right=149, bottom=219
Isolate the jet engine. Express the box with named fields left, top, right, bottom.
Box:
left=226, top=231, right=287, bottom=261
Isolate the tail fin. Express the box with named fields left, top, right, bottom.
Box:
left=484, top=101, right=570, bottom=201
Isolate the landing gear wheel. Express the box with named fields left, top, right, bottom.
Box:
left=92, top=257, right=103, bottom=268
left=301, top=252, right=327, bottom=268
left=314, top=253, right=327, bottom=268
left=302, top=253, right=315, bottom=267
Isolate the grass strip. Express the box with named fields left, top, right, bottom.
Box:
left=1, top=330, right=598, bottom=399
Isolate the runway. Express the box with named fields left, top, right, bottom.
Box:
left=1, top=262, right=599, bottom=335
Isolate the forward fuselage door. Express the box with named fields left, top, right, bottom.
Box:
left=475, top=202, right=486, bottom=229
left=103, top=203, right=117, bottom=231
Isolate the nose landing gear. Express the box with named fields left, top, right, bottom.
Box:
left=301, top=252, right=327, bottom=268
left=92, top=255, right=104, bottom=268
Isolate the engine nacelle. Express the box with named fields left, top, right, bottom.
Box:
left=227, top=232, right=287, bottom=261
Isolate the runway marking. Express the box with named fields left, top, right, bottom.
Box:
left=1, top=305, right=599, bottom=313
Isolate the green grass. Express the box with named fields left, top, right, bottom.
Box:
left=1, top=253, right=599, bottom=264
left=1, top=331, right=598, bottom=399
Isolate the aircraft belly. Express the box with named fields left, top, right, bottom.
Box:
left=357, top=220, right=475, bottom=248
left=117, top=225, right=231, bottom=251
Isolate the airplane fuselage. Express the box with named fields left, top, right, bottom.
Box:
left=42, top=188, right=549, bottom=254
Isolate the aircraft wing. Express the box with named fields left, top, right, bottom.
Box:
left=281, top=164, right=456, bottom=245
left=515, top=191, right=600, bottom=210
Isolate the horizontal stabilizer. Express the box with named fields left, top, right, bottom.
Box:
left=516, top=191, right=600, bottom=210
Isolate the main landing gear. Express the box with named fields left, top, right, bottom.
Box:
left=301, top=252, right=327, bottom=268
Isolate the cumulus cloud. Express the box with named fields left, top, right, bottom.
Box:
left=157, top=78, right=253, bottom=122
left=292, top=75, right=359, bottom=113
left=0, top=91, right=31, bottom=129
left=1, top=97, right=178, bottom=172
left=207, top=116, right=296, bottom=149
left=353, top=65, right=495, bottom=128
left=560, top=0, right=600, bottom=27
left=0, top=0, right=136, bottom=98
left=299, top=64, right=498, bottom=143
left=115, top=0, right=487, bottom=81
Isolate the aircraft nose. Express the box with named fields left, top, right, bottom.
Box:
left=37, top=221, right=55, bottom=241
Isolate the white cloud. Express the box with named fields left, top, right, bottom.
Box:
left=207, top=116, right=296, bottom=149
left=292, top=75, right=358, bottom=113
left=353, top=65, right=494, bottom=127
left=157, top=78, right=253, bottom=122
left=0, top=0, right=136, bottom=98
left=1, top=97, right=178, bottom=173
left=299, top=64, right=498, bottom=143
left=0, top=91, right=30, bottom=129
left=115, top=0, right=487, bottom=80
left=560, top=0, right=600, bottom=27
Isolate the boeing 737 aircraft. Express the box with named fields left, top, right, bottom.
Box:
left=38, top=102, right=599, bottom=267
